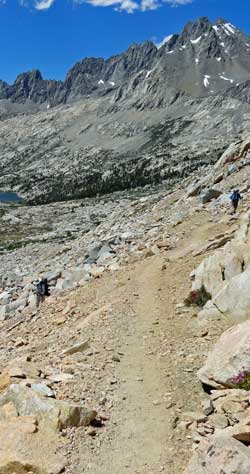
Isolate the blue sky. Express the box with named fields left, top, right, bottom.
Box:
left=0, top=0, right=249, bottom=83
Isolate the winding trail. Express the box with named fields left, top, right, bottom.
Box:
left=0, top=210, right=231, bottom=474
left=73, top=232, right=226, bottom=473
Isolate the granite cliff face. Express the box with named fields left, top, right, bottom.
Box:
left=0, top=17, right=250, bottom=203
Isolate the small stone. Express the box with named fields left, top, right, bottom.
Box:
left=209, top=413, right=229, bottom=429
left=166, top=402, right=173, bottom=409
left=182, top=412, right=207, bottom=423
left=0, top=402, right=18, bottom=419
left=47, top=373, right=74, bottom=383
left=54, top=316, right=67, bottom=326
left=86, top=427, right=96, bottom=437
left=99, top=396, right=107, bottom=406
left=61, top=340, right=90, bottom=356
left=0, top=374, right=11, bottom=393
left=202, top=399, right=214, bottom=416
left=15, top=338, right=26, bottom=348
left=31, top=383, right=55, bottom=398
left=89, top=267, right=105, bottom=278
left=110, top=378, right=117, bottom=385
left=198, top=329, right=209, bottom=338
left=8, top=367, right=26, bottom=379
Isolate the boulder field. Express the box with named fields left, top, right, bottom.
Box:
left=1, top=133, right=250, bottom=471
left=184, top=134, right=250, bottom=471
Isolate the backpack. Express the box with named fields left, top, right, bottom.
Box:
left=36, top=279, right=49, bottom=296
left=230, top=191, right=239, bottom=203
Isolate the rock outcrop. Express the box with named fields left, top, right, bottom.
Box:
left=189, top=211, right=250, bottom=322
left=0, top=384, right=97, bottom=430
left=198, top=320, right=250, bottom=388
left=185, top=436, right=250, bottom=474
left=0, top=357, right=96, bottom=474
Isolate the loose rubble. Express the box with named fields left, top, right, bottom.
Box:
left=0, top=133, right=250, bottom=471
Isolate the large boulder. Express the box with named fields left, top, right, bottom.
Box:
left=206, top=267, right=250, bottom=323
left=198, top=320, right=250, bottom=388
left=56, top=266, right=89, bottom=290
left=43, top=270, right=62, bottom=286
left=0, top=384, right=96, bottom=430
left=189, top=246, right=244, bottom=311
left=189, top=212, right=250, bottom=322
left=190, top=253, right=228, bottom=298
left=0, top=416, right=65, bottom=474
left=85, top=242, right=102, bottom=264
left=214, top=139, right=242, bottom=169
left=0, top=297, right=28, bottom=321
left=199, top=188, right=222, bottom=204
left=185, top=436, right=250, bottom=474
left=85, top=242, right=115, bottom=265
left=198, top=264, right=250, bottom=323
left=186, top=177, right=208, bottom=198
left=0, top=387, right=67, bottom=474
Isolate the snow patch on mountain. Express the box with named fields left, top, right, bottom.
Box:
left=224, top=23, right=236, bottom=35
left=219, top=75, right=234, bottom=84
left=191, top=36, right=202, bottom=45
left=213, top=25, right=220, bottom=35
left=204, top=75, right=210, bottom=88
left=155, top=35, right=173, bottom=49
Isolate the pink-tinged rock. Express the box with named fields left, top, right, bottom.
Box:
left=198, top=320, right=250, bottom=388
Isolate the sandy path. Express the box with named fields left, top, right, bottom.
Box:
left=0, top=209, right=230, bottom=474
left=75, top=246, right=222, bottom=474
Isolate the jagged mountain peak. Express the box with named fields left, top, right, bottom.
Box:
left=166, top=16, right=244, bottom=47
left=181, top=16, right=212, bottom=35
left=14, top=69, right=43, bottom=84
left=126, top=40, right=156, bottom=51
left=215, top=17, right=230, bottom=25
left=0, top=16, right=250, bottom=112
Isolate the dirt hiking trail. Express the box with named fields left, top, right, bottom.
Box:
left=0, top=209, right=235, bottom=473
left=66, top=211, right=232, bottom=473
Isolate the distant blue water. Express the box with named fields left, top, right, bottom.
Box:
left=0, top=192, right=22, bottom=202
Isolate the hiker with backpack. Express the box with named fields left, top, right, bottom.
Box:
left=36, top=278, right=50, bottom=307
left=230, top=189, right=242, bottom=214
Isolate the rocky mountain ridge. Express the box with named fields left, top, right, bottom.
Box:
left=1, top=17, right=250, bottom=112
left=1, top=16, right=250, bottom=204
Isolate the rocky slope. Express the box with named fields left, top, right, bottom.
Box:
left=2, top=16, right=250, bottom=472
left=1, top=132, right=250, bottom=472
left=0, top=17, right=250, bottom=203
left=1, top=90, right=250, bottom=204
left=1, top=131, right=250, bottom=318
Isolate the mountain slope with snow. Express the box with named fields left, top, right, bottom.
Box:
left=1, top=17, right=250, bottom=204
left=0, top=17, right=250, bottom=115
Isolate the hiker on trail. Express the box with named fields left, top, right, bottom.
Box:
left=230, top=189, right=242, bottom=214
left=36, top=278, right=50, bottom=307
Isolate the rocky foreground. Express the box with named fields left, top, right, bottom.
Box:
left=0, top=134, right=250, bottom=472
